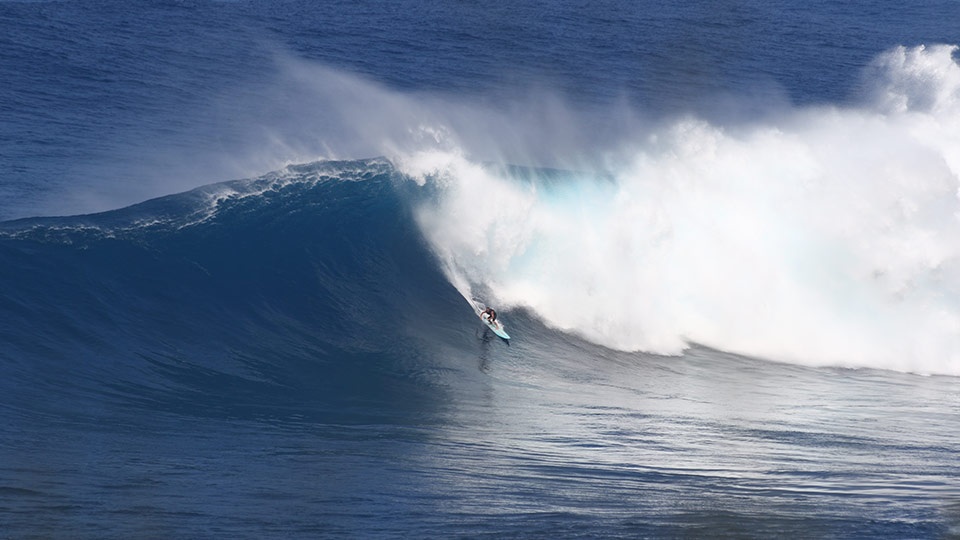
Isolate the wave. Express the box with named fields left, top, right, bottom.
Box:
left=2, top=45, right=959, bottom=380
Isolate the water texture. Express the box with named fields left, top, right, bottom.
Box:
left=1, top=1, right=960, bottom=538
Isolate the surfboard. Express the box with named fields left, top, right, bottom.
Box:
left=475, top=303, right=510, bottom=340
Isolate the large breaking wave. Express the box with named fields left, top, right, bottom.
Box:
left=3, top=44, right=959, bottom=377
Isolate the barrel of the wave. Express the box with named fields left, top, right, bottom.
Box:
left=476, top=302, right=510, bottom=340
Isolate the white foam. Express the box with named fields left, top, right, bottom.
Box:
left=403, top=44, right=960, bottom=376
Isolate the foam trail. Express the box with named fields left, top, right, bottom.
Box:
left=403, top=45, right=960, bottom=376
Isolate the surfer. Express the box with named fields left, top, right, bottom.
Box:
left=478, top=304, right=509, bottom=339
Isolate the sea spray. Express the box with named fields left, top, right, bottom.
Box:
left=402, top=44, right=960, bottom=375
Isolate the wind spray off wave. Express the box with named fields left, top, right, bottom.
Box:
left=402, top=44, right=960, bottom=375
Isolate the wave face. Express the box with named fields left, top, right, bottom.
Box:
left=0, top=159, right=472, bottom=422
left=401, top=44, right=960, bottom=376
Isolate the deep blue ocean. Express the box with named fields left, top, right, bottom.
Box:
left=3, top=1, right=960, bottom=538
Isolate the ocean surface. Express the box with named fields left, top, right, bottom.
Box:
left=2, top=1, right=960, bottom=538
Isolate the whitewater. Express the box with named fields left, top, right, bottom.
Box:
left=385, top=44, right=960, bottom=376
